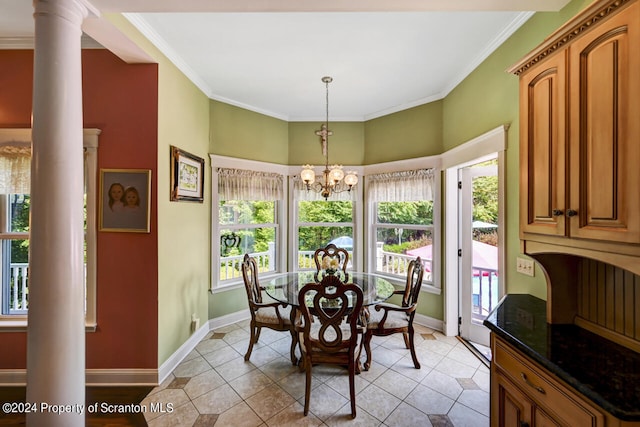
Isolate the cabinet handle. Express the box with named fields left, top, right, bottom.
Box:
left=552, top=209, right=563, bottom=216
left=520, top=372, right=546, bottom=394
left=520, top=422, right=530, bottom=427
left=566, top=209, right=578, bottom=217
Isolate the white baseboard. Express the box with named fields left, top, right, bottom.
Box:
left=414, top=313, right=444, bottom=333
left=157, top=309, right=250, bottom=384
left=0, top=369, right=158, bottom=387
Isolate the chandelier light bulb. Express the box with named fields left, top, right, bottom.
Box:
left=328, top=165, right=344, bottom=183
left=301, top=165, right=315, bottom=184
left=344, top=171, right=358, bottom=187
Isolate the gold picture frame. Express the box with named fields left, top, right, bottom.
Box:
left=99, top=169, right=151, bottom=233
left=170, top=145, right=205, bottom=202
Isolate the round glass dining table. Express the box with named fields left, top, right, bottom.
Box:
left=264, top=271, right=396, bottom=307
left=264, top=271, right=396, bottom=366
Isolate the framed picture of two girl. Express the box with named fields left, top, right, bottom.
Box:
left=99, top=169, right=151, bottom=233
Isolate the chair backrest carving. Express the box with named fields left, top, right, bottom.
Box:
left=313, top=244, right=349, bottom=273
left=402, top=257, right=424, bottom=307
left=298, top=276, right=363, bottom=353
left=241, top=253, right=262, bottom=304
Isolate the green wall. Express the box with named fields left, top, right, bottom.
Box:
left=365, top=101, right=443, bottom=164
left=210, top=100, right=289, bottom=164
left=288, top=122, right=365, bottom=166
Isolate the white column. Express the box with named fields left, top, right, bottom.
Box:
left=27, top=0, right=93, bottom=425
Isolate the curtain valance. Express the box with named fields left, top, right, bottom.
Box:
left=0, top=140, right=31, bottom=194
left=217, top=168, right=284, bottom=201
left=366, top=168, right=435, bottom=202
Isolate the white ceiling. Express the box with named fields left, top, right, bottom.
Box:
left=0, top=0, right=571, bottom=121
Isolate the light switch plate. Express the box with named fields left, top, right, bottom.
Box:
left=516, top=257, right=535, bottom=277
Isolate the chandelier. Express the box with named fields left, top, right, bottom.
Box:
left=301, top=76, right=358, bottom=200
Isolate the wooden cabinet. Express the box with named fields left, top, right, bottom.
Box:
left=519, top=51, right=567, bottom=238
left=491, top=335, right=605, bottom=427
left=514, top=0, right=640, bottom=256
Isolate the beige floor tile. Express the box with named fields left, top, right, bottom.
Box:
left=325, top=402, right=383, bottom=426
left=448, top=344, right=482, bottom=369
left=448, top=401, right=489, bottom=427
left=372, top=370, right=418, bottom=400
left=421, top=369, right=463, bottom=400
left=229, top=368, right=275, bottom=399
left=191, top=383, right=243, bottom=414
left=183, top=369, right=227, bottom=400
left=356, top=384, right=401, bottom=422
left=390, top=356, right=431, bottom=382
left=265, top=401, right=323, bottom=427
left=216, top=401, right=264, bottom=427
left=433, top=356, right=477, bottom=379
left=244, top=383, right=296, bottom=420
left=305, top=383, right=349, bottom=421
left=384, top=402, right=433, bottom=427
left=195, top=336, right=231, bottom=356
left=276, top=370, right=320, bottom=401
left=223, top=327, right=251, bottom=345
left=456, top=389, right=490, bottom=417
left=146, top=401, right=199, bottom=427
left=141, top=388, right=191, bottom=422
left=259, top=356, right=300, bottom=382
left=154, top=319, right=490, bottom=426
left=216, top=356, right=258, bottom=382
left=404, top=384, right=454, bottom=415
left=173, top=356, right=212, bottom=378
left=324, top=370, right=371, bottom=398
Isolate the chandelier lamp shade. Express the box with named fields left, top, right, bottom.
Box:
left=301, top=76, right=358, bottom=200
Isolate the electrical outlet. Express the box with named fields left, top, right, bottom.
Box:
left=516, top=257, right=535, bottom=277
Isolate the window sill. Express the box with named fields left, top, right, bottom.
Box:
left=0, top=319, right=97, bottom=332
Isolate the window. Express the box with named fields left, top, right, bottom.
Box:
left=0, top=129, right=99, bottom=329
left=211, top=158, right=287, bottom=290
left=292, top=177, right=357, bottom=271
left=367, top=168, right=438, bottom=287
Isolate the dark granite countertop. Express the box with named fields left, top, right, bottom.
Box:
left=484, top=294, right=640, bottom=421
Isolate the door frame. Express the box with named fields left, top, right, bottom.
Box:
left=442, top=125, right=507, bottom=336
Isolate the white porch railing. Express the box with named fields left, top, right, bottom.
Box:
left=219, top=242, right=276, bottom=281
left=8, top=262, right=28, bottom=314
left=7, top=263, right=90, bottom=314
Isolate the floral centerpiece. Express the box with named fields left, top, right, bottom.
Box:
left=321, top=255, right=340, bottom=275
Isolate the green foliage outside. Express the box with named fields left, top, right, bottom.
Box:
left=297, top=201, right=353, bottom=251
left=10, top=194, right=30, bottom=263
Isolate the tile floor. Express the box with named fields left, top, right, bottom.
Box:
left=141, top=320, right=490, bottom=426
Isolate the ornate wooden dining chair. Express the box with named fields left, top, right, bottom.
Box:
left=241, top=254, right=296, bottom=364
left=363, top=256, right=425, bottom=371
left=313, top=243, right=349, bottom=277
left=296, top=275, right=364, bottom=418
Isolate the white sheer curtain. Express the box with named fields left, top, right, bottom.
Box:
left=0, top=140, right=31, bottom=194
left=292, top=175, right=357, bottom=202
left=218, top=168, right=283, bottom=201
left=366, top=168, right=435, bottom=202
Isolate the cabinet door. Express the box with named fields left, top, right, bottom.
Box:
left=568, top=3, right=640, bottom=243
left=519, top=52, right=567, bottom=237
left=494, top=369, right=533, bottom=427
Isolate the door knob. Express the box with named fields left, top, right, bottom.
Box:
left=566, top=209, right=578, bottom=217
left=552, top=209, right=563, bottom=216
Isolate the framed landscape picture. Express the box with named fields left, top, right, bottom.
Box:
left=170, top=146, right=205, bottom=202
left=99, top=169, right=151, bottom=233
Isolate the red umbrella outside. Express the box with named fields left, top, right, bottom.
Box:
left=407, top=240, right=497, bottom=275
